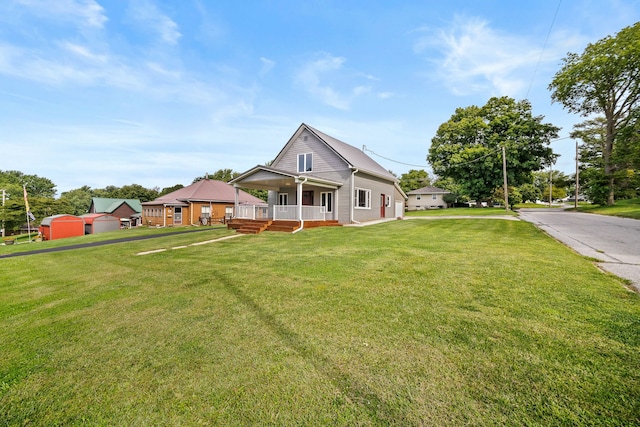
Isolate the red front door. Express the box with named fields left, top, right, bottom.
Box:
left=302, top=191, right=314, bottom=206
left=380, top=194, right=386, bottom=218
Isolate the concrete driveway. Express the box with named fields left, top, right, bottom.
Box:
left=518, top=208, right=640, bottom=292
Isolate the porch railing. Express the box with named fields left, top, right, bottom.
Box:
left=273, top=205, right=327, bottom=221
left=236, top=205, right=270, bottom=220
left=235, top=205, right=328, bottom=221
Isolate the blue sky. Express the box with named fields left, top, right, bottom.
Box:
left=1, top=0, right=639, bottom=195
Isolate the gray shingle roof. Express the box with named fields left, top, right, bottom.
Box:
left=304, top=124, right=397, bottom=182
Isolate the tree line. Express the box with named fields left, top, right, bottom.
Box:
left=0, top=169, right=265, bottom=235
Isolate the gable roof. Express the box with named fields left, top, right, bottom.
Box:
left=40, top=214, right=84, bottom=226
left=143, top=179, right=266, bottom=206
left=407, top=186, right=450, bottom=195
left=274, top=123, right=398, bottom=182
left=91, top=198, right=142, bottom=214
left=80, top=213, right=120, bottom=224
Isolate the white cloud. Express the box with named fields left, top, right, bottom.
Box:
left=146, top=61, right=181, bottom=79
left=14, top=0, right=107, bottom=28
left=128, top=0, right=182, bottom=45
left=0, top=42, right=148, bottom=88
left=259, top=57, right=275, bottom=76
left=294, top=53, right=375, bottom=110
left=211, top=101, right=255, bottom=124
left=59, top=41, right=108, bottom=63
left=414, top=16, right=569, bottom=97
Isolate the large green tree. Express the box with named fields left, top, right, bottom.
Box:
left=571, top=117, right=639, bottom=203
left=427, top=97, right=559, bottom=204
left=0, top=170, right=56, bottom=198
left=399, top=169, right=431, bottom=193
left=549, top=22, right=640, bottom=205
left=89, top=184, right=159, bottom=202
left=59, top=186, right=93, bottom=216
left=194, top=169, right=239, bottom=183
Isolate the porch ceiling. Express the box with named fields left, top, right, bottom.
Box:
left=240, top=175, right=296, bottom=191
left=231, top=166, right=341, bottom=191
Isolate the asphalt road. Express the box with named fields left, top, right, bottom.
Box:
left=518, top=209, right=640, bottom=292
left=0, top=227, right=219, bottom=259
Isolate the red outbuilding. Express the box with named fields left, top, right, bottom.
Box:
left=39, top=214, right=85, bottom=240
left=81, top=213, right=121, bottom=235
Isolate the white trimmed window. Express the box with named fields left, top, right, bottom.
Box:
left=354, top=188, right=371, bottom=209
left=201, top=205, right=211, bottom=218
left=298, top=153, right=313, bottom=172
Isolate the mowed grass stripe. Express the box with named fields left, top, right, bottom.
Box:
left=1, top=220, right=638, bottom=425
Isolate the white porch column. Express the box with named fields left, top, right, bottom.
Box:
left=234, top=185, right=239, bottom=218
left=297, top=180, right=303, bottom=221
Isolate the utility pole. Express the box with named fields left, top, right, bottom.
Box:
left=1, top=189, right=7, bottom=238
left=575, top=139, right=579, bottom=210
left=502, top=145, right=509, bottom=211
left=549, top=164, right=553, bottom=207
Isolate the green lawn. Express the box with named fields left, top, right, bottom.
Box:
left=405, top=207, right=516, bottom=217
left=577, top=198, right=640, bottom=219
left=1, top=220, right=639, bottom=425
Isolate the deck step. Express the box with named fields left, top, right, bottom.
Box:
left=229, top=219, right=341, bottom=234
left=228, top=219, right=271, bottom=234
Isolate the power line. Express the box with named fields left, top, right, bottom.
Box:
left=551, top=136, right=572, bottom=142
left=363, top=145, right=501, bottom=169
left=526, top=0, right=562, bottom=99
left=362, top=146, right=430, bottom=168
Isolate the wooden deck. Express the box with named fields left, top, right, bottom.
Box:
left=227, top=219, right=341, bottom=234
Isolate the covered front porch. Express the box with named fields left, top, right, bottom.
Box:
left=230, top=166, right=342, bottom=224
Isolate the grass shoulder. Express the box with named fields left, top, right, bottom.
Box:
left=405, top=207, right=517, bottom=217
left=576, top=198, right=640, bottom=219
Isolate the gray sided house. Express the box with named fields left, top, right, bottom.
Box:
left=230, top=123, right=407, bottom=225
left=406, top=186, right=451, bottom=210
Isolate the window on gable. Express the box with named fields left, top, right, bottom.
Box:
left=298, top=153, right=312, bottom=173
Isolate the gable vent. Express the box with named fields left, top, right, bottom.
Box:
left=303, top=136, right=308, bottom=141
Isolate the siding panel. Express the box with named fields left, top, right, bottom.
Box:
left=272, top=129, right=350, bottom=182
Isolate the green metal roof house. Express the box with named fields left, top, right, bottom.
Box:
left=89, top=198, right=142, bottom=225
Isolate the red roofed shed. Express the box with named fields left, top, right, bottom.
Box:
left=39, top=214, right=85, bottom=240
